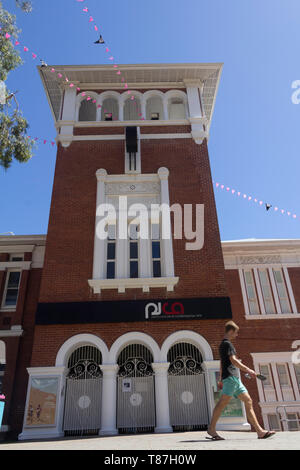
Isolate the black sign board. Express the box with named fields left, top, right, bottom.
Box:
left=36, top=297, right=232, bottom=325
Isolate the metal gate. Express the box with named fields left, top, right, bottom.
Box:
left=63, top=346, right=103, bottom=436
left=117, top=344, right=156, bottom=434
left=168, top=342, right=209, bottom=431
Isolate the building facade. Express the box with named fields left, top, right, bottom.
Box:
left=0, top=63, right=299, bottom=440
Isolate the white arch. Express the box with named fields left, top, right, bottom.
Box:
left=99, top=90, right=121, bottom=102
left=120, top=90, right=143, bottom=105
left=0, top=340, right=5, bottom=364
left=165, top=90, right=188, bottom=102
left=109, top=332, right=161, bottom=364
left=144, top=90, right=165, bottom=120
left=165, top=90, right=188, bottom=119
left=55, top=333, right=109, bottom=367
left=143, top=90, right=165, bottom=102
left=160, top=330, right=213, bottom=362
left=99, top=91, right=120, bottom=121
left=75, top=91, right=99, bottom=121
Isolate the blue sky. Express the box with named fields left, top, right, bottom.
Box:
left=0, top=0, right=299, bottom=241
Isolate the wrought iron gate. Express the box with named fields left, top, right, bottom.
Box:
left=168, top=342, right=209, bottom=431
left=63, top=346, right=103, bottom=436
left=117, top=344, right=156, bottom=434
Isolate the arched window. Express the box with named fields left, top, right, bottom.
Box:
left=78, top=99, right=97, bottom=121
left=146, top=96, right=164, bottom=120
left=168, top=97, right=187, bottom=119
left=101, top=97, right=119, bottom=121
left=124, top=96, right=141, bottom=121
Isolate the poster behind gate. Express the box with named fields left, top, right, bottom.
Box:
left=26, top=377, right=58, bottom=426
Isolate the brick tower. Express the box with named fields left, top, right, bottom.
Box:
left=19, top=63, right=242, bottom=440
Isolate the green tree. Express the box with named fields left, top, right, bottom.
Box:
left=15, top=1, right=33, bottom=13
left=0, top=1, right=34, bottom=170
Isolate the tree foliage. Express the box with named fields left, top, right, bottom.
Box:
left=15, top=1, right=33, bottom=13
left=0, top=1, right=34, bottom=170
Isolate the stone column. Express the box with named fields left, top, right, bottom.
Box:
left=152, top=362, right=173, bottom=433
left=60, top=85, right=77, bottom=147
left=184, top=79, right=207, bottom=144
left=99, top=364, right=119, bottom=436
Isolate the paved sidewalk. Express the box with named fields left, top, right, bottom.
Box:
left=0, top=431, right=299, bottom=450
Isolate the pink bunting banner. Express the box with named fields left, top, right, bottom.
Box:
left=213, top=180, right=299, bottom=221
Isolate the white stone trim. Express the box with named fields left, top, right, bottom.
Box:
left=0, top=327, right=23, bottom=338
left=66, top=119, right=190, bottom=127
left=109, top=332, right=161, bottom=363
left=0, top=244, right=35, bottom=253
left=161, top=330, right=213, bottom=361
left=151, top=362, right=173, bottom=433
left=55, top=333, right=109, bottom=366
left=99, top=364, right=119, bottom=436
left=59, top=133, right=192, bottom=142
left=88, top=276, right=179, bottom=293
left=0, top=261, right=31, bottom=271
left=245, top=314, right=300, bottom=320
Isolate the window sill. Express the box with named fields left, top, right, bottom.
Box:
left=88, top=276, right=179, bottom=294
left=0, top=307, right=16, bottom=313
left=245, top=313, right=300, bottom=320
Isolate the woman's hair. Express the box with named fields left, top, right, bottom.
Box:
left=225, top=320, right=239, bottom=333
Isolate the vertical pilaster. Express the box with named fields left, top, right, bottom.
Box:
left=152, top=362, right=173, bottom=433
left=99, top=364, right=119, bottom=436
left=184, top=79, right=207, bottom=144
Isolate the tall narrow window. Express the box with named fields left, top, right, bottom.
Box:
left=78, top=100, right=97, bottom=121
left=106, top=224, right=116, bottom=279
left=268, top=414, right=281, bottom=431
left=259, top=364, right=272, bottom=386
left=294, top=364, right=300, bottom=388
left=277, top=364, right=290, bottom=387
left=287, top=413, right=300, bottom=431
left=258, top=269, right=275, bottom=314
left=243, top=270, right=260, bottom=315
left=273, top=269, right=291, bottom=313
left=151, top=223, right=161, bottom=277
left=3, top=270, right=21, bottom=308
left=129, top=223, right=139, bottom=278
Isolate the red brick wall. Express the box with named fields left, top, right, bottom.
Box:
left=6, top=268, right=43, bottom=438
left=0, top=266, right=43, bottom=439
left=31, top=320, right=227, bottom=367
left=38, top=135, right=227, bottom=304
